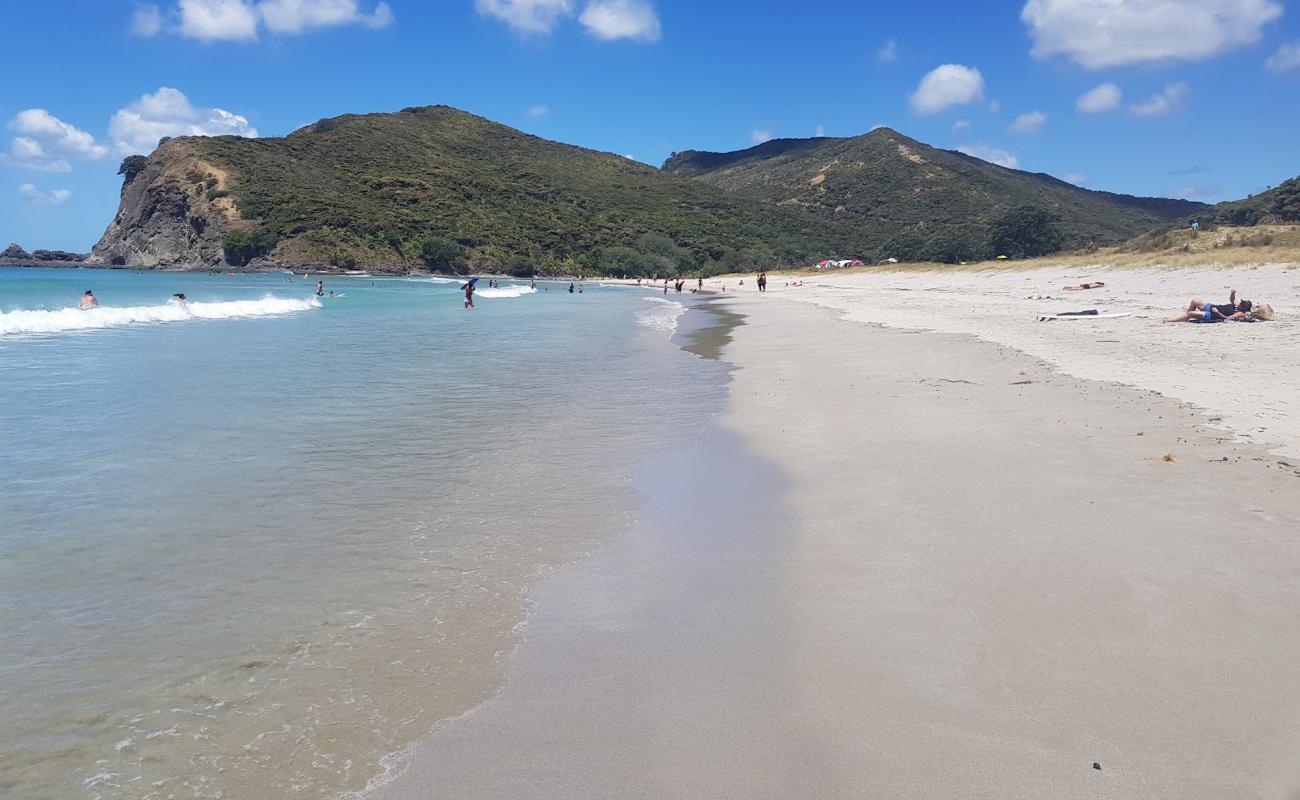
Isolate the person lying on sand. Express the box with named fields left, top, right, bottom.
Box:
left=1063, top=282, right=1105, bottom=290
left=1163, top=290, right=1252, bottom=323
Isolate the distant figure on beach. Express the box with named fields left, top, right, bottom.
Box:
left=78, top=290, right=98, bottom=310
left=463, top=278, right=476, bottom=309
left=530, top=279, right=536, bottom=290
left=663, top=282, right=668, bottom=295
left=758, top=272, right=768, bottom=292
left=1163, top=289, right=1252, bottom=323
left=171, top=293, right=187, bottom=307
left=316, top=280, right=324, bottom=297
left=578, top=284, right=584, bottom=294
left=697, top=277, right=703, bottom=291
left=1064, top=281, right=1105, bottom=291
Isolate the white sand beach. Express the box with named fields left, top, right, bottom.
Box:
left=716, top=264, right=1300, bottom=458
left=369, top=281, right=1300, bottom=800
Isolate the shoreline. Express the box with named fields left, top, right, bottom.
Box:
left=368, top=291, right=1300, bottom=799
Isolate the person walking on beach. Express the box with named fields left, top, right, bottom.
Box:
left=698, top=277, right=703, bottom=291
left=78, top=290, right=98, bottom=310
left=758, top=272, right=768, bottom=292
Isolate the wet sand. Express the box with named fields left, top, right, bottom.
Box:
left=367, top=297, right=1300, bottom=799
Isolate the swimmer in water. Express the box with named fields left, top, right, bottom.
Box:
left=172, top=293, right=187, bottom=307
left=78, top=290, right=98, bottom=310
left=316, top=280, right=324, bottom=297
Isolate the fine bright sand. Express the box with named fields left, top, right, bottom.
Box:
left=369, top=275, right=1300, bottom=800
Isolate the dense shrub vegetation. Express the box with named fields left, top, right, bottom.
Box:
left=193, top=107, right=872, bottom=274
left=179, top=106, right=1215, bottom=272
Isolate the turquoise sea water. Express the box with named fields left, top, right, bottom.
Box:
left=0, top=268, right=726, bottom=799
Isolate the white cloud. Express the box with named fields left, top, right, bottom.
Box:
left=750, top=129, right=773, bottom=145
left=1130, top=82, right=1189, bottom=118
left=179, top=0, right=260, bottom=40
left=957, top=144, right=1020, bottom=170
left=622, top=153, right=635, bottom=160
left=952, top=119, right=971, bottom=133
left=3, top=139, right=70, bottom=172
left=19, top=183, right=72, bottom=206
left=1009, top=110, right=1046, bottom=134
left=9, top=110, right=108, bottom=159
left=815, top=125, right=826, bottom=137
left=258, top=0, right=393, bottom=33
left=3, top=110, right=106, bottom=172
left=143, top=0, right=391, bottom=40
left=1076, top=82, right=1121, bottom=113
left=476, top=0, right=574, bottom=35
left=528, top=104, right=549, bottom=117
left=909, top=64, right=984, bottom=115
left=109, top=87, right=258, bottom=154
left=1266, top=41, right=1300, bottom=71
left=1168, top=184, right=1222, bottom=200
left=877, top=39, right=898, bottom=62
left=1061, top=173, right=1088, bottom=186
left=132, top=4, right=164, bottom=35
left=579, top=0, right=661, bottom=42
left=1022, top=0, right=1282, bottom=69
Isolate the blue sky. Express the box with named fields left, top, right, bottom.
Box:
left=3, top=0, right=1300, bottom=250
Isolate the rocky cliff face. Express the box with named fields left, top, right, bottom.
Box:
left=90, top=140, right=248, bottom=268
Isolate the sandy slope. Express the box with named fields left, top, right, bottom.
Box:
left=712, top=264, right=1299, bottom=458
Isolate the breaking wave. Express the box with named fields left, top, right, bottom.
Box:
left=0, top=296, right=321, bottom=336
left=476, top=285, right=536, bottom=299
left=637, top=296, right=686, bottom=336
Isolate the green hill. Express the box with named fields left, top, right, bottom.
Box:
left=92, top=106, right=874, bottom=274
left=91, top=107, right=1206, bottom=273
left=663, top=128, right=1205, bottom=263
left=1200, top=175, right=1300, bottom=226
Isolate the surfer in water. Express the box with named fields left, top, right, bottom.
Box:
left=78, top=290, right=99, bottom=310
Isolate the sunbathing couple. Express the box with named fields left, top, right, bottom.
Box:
left=1163, top=289, right=1259, bottom=323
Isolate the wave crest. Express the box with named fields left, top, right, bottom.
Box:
left=0, top=296, right=321, bottom=336
left=476, top=286, right=536, bottom=299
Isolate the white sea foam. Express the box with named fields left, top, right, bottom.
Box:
left=637, top=296, right=686, bottom=336
left=476, top=285, right=536, bottom=299
left=0, top=296, right=321, bottom=336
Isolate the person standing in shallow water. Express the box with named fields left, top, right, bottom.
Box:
left=464, top=280, right=475, bottom=309
left=316, top=280, right=324, bottom=297
left=78, top=290, right=98, bottom=310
